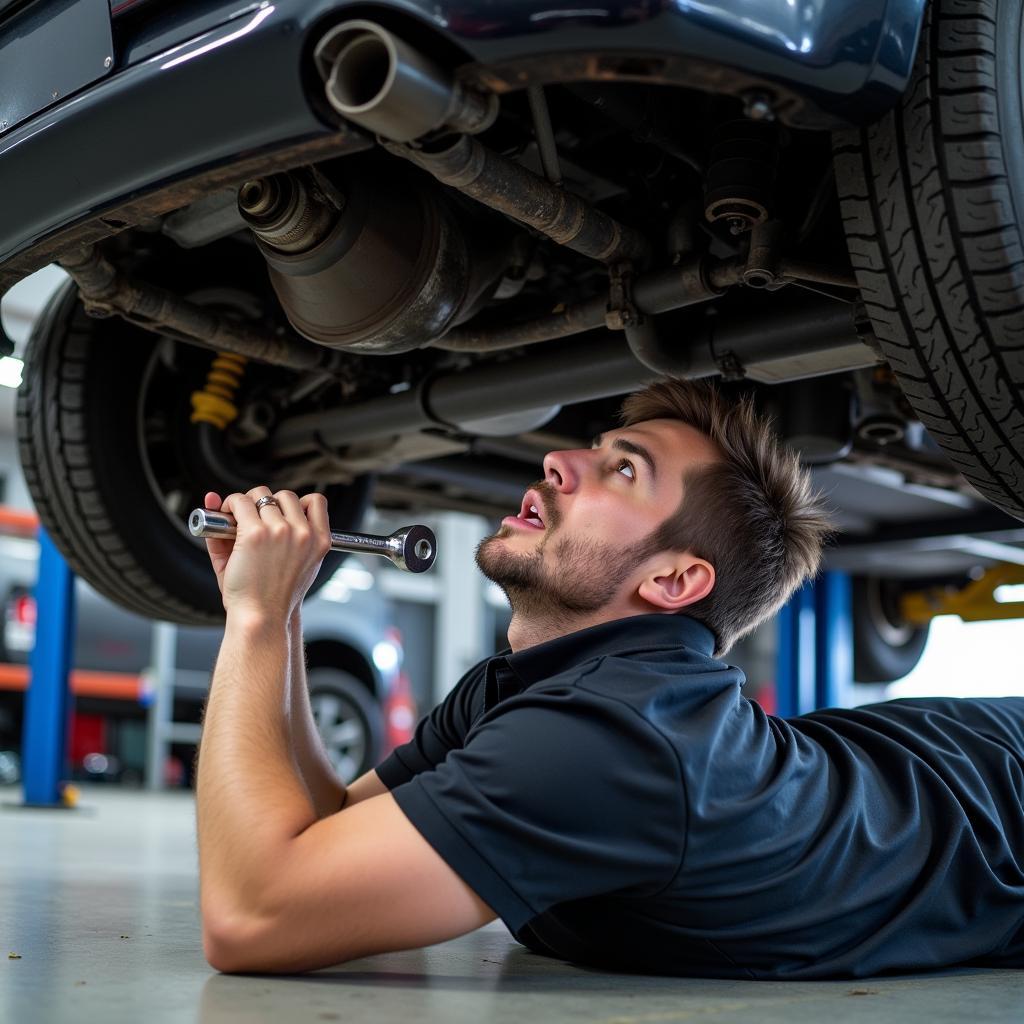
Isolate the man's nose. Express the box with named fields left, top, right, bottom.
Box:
left=543, top=448, right=591, bottom=492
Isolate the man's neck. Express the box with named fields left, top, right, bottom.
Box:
left=506, top=606, right=642, bottom=652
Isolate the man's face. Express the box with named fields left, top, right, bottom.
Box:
left=476, top=418, right=721, bottom=619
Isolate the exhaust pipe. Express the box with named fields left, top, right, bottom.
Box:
left=313, top=20, right=498, bottom=142
left=269, top=299, right=862, bottom=458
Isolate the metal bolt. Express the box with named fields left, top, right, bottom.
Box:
left=743, top=91, right=775, bottom=121
left=727, top=216, right=748, bottom=236
left=52, top=90, right=59, bottom=99
left=104, top=56, right=112, bottom=69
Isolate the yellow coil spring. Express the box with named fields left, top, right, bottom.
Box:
left=190, top=352, right=248, bottom=429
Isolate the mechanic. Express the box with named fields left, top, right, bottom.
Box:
left=195, top=378, right=1024, bottom=979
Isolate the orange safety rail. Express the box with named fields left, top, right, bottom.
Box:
left=0, top=506, right=39, bottom=538
left=0, top=662, right=148, bottom=702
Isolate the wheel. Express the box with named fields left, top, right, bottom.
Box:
left=307, top=668, right=383, bottom=785
left=16, top=274, right=371, bottom=625
left=0, top=749, right=20, bottom=785
left=852, top=577, right=931, bottom=684
left=834, top=0, right=1024, bottom=522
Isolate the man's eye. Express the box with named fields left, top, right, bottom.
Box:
left=616, top=459, right=635, bottom=480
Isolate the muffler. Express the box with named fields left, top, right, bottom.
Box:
left=238, top=161, right=510, bottom=354
left=313, top=19, right=498, bottom=142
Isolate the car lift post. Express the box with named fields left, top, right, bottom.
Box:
left=21, top=527, right=77, bottom=808
left=775, top=571, right=853, bottom=717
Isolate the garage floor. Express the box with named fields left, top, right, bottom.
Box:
left=2, top=785, right=1021, bottom=1024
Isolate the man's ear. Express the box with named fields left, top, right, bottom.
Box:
left=637, top=556, right=715, bottom=612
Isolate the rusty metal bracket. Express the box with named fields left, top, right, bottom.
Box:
left=738, top=219, right=860, bottom=301
left=605, top=262, right=641, bottom=332
left=741, top=220, right=783, bottom=289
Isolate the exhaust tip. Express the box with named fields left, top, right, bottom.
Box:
left=313, top=19, right=496, bottom=143
left=325, top=31, right=396, bottom=115
left=313, top=19, right=413, bottom=131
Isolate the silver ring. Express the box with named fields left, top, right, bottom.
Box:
left=255, top=495, right=280, bottom=511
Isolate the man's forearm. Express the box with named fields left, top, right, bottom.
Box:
left=288, top=610, right=347, bottom=818
left=197, top=613, right=316, bottom=915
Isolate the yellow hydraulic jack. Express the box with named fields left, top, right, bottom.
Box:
left=900, top=563, right=1024, bottom=626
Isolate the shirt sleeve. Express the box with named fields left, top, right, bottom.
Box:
left=374, top=658, right=488, bottom=789
left=387, top=677, right=687, bottom=933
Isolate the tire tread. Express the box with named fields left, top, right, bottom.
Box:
left=834, top=0, right=1024, bottom=520
left=16, top=284, right=212, bottom=622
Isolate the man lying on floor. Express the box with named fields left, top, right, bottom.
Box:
left=194, top=378, right=1024, bottom=979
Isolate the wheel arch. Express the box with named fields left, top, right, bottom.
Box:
left=304, top=638, right=381, bottom=700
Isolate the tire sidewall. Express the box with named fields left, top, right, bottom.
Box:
left=307, top=668, right=383, bottom=783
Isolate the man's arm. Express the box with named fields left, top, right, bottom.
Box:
left=198, top=604, right=495, bottom=974
left=197, top=487, right=494, bottom=974
left=197, top=610, right=316, bottom=930
left=287, top=608, right=347, bottom=819
left=200, top=486, right=350, bottom=819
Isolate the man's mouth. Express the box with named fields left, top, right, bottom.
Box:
left=503, top=489, right=546, bottom=531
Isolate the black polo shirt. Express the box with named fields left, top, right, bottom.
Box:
left=374, top=613, right=1024, bottom=979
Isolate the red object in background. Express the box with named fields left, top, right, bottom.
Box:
left=70, top=713, right=107, bottom=764
left=749, top=682, right=777, bottom=715
left=11, top=592, right=36, bottom=628
left=164, top=755, right=185, bottom=788
left=382, top=670, right=417, bottom=755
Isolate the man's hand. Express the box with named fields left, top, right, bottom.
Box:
left=202, top=486, right=332, bottom=622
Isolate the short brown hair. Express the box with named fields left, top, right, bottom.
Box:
left=621, top=378, right=835, bottom=656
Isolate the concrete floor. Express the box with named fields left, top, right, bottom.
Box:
left=2, top=785, right=1022, bottom=1024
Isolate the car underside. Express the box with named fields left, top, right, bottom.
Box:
left=3, top=0, right=1024, bottom=652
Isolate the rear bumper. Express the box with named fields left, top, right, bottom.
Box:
left=0, top=0, right=925, bottom=292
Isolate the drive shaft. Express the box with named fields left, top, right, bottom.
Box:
left=188, top=508, right=436, bottom=573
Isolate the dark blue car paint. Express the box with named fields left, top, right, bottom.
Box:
left=0, top=0, right=926, bottom=277
left=0, top=2, right=339, bottom=266
left=0, top=0, right=113, bottom=134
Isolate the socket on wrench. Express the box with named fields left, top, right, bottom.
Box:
left=188, top=508, right=437, bottom=573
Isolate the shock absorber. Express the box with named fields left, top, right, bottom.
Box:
left=190, top=352, right=248, bottom=429
left=703, top=119, right=779, bottom=236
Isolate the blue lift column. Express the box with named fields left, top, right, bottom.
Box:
left=775, top=571, right=853, bottom=717
left=21, top=527, right=77, bottom=808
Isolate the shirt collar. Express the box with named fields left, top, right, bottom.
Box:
left=484, top=614, right=717, bottom=712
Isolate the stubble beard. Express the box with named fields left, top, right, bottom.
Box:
left=475, top=482, right=650, bottom=622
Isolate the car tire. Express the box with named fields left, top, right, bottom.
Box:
left=16, top=277, right=371, bottom=625
left=852, top=576, right=931, bottom=684
left=833, top=0, right=1024, bottom=522
left=307, top=668, right=383, bottom=785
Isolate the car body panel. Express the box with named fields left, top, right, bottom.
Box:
left=393, top=0, right=926, bottom=118
left=0, top=0, right=113, bottom=135
left=0, top=2, right=344, bottom=269
left=0, top=0, right=926, bottom=282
